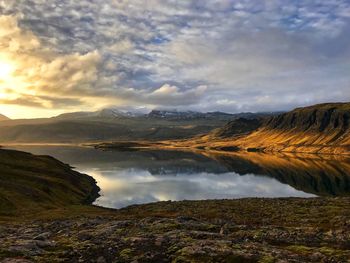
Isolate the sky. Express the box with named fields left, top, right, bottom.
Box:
left=0, top=0, right=349, bottom=119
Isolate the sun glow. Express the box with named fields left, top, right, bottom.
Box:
left=0, top=58, right=17, bottom=101
left=0, top=60, right=15, bottom=80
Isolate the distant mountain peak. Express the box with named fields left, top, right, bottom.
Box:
left=147, top=109, right=246, bottom=121
left=54, top=108, right=144, bottom=120
left=97, top=108, right=141, bottom=118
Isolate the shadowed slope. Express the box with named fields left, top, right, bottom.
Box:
left=0, top=149, right=99, bottom=216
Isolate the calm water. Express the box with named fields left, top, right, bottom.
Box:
left=6, top=146, right=350, bottom=209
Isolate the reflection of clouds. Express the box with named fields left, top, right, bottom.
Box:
left=84, top=168, right=315, bottom=209
left=7, top=146, right=349, bottom=206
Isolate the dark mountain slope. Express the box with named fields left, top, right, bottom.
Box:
left=264, top=103, right=350, bottom=133
left=211, top=118, right=262, bottom=138
left=0, top=149, right=99, bottom=216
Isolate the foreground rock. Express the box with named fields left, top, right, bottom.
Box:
left=1, top=198, right=349, bottom=262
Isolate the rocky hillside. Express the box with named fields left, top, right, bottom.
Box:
left=264, top=103, right=350, bottom=133
left=177, top=103, right=350, bottom=155
left=0, top=149, right=99, bottom=216
left=233, top=103, right=350, bottom=154
left=211, top=118, right=262, bottom=138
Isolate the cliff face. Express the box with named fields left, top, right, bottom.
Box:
left=211, top=118, right=262, bottom=138
left=265, top=103, right=350, bottom=135
left=230, top=103, right=350, bottom=154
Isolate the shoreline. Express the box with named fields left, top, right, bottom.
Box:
left=2, top=140, right=350, bottom=157
left=91, top=140, right=350, bottom=157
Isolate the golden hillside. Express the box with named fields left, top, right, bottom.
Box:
left=164, top=103, right=350, bottom=155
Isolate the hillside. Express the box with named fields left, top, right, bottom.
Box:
left=230, top=103, right=350, bottom=154
left=0, top=149, right=99, bottom=216
left=211, top=118, right=262, bottom=138
left=165, top=103, right=350, bottom=155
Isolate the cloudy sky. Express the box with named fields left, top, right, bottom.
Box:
left=0, top=0, right=349, bottom=118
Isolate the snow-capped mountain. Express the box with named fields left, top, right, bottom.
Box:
left=54, top=108, right=144, bottom=120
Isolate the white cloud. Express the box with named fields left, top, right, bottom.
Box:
left=0, top=0, right=349, bottom=116
left=0, top=15, right=102, bottom=109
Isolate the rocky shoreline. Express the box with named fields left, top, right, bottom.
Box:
left=1, top=198, right=349, bottom=263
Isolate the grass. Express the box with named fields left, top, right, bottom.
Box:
left=0, top=149, right=99, bottom=217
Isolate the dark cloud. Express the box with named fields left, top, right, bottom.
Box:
left=0, top=94, right=82, bottom=109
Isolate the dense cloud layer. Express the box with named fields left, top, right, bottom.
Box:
left=0, top=0, right=349, bottom=117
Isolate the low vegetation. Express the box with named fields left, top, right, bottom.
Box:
left=0, top=198, right=349, bottom=262
left=0, top=149, right=99, bottom=217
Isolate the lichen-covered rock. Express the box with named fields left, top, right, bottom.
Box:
left=0, top=198, right=349, bottom=262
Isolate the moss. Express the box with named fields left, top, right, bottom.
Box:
left=318, top=246, right=349, bottom=257
left=172, top=255, right=188, bottom=263
left=0, top=249, right=24, bottom=258
left=287, top=245, right=313, bottom=254
left=258, top=255, right=275, bottom=263
left=119, top=248, right=134, bottom=260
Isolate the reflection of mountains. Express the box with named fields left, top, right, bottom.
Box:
left=6, top=146, right=228, bottom=174
left=8, top=146, right=350, bottom=197
left=100, top=149, right=350, bottom=197
left=205, top=152, right=350, bottom=197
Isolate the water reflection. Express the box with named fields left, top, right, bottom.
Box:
left=6, top=146, right=350, bottom=209
left=208, top=152, right=350, bottom=197
left=90, top=169, right=314, bottom=208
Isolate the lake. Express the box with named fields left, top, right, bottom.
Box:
left=6, top=145, right=350, bottom=209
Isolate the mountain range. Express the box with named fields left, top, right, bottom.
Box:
left=3, top=103, right=349, bottom=155
left=0, top=108, right=276, bottom=143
